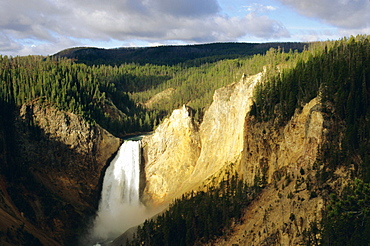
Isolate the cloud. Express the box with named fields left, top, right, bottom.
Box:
left=151, top=0, right=220, bottom=17
left=0, top=33, right=22, bottom=53
left=244, top=13, right=289, bottom=39
left=244, top=4, right=277, bottom=13
left=15, top=38, right=80, bottom=57
left=278, top=0, right=370, bottom=29
left=0, top=0, right=290, bottom=56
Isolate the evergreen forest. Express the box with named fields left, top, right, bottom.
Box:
left=0, top=42, right=304, bottom=136
left=127, top=171, right=261, bottom=246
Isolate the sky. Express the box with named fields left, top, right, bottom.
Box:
left=0, top=0, right=369, bottom=56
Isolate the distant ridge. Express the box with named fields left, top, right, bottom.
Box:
left=53, top=42, right=308, bottom=66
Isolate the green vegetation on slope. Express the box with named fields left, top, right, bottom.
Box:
left=127, top=172, right=261, bottom=246
left=0, top=42, right=305, bottom=136
left=54, top=42, right=307, bottom=66
left=0, top=56, right=173, bottom=136
left=253, top=36, right=370, bottom=177
left=114, top=35, right=370, bottom=246
left=322, top=179, right=370, bottom=245
left=252, top=35, right=370, bottom=245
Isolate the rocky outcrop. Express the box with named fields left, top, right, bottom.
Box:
left=142, top=73, right=262, bottom=204
left=241, top=97, right=324, bottom=185
left=186, top=73, right=262, bottom=188
left=18, top=100, right=122, bottom=209
left=0, top=100, right=121, bottom=245
left=222, top=97, right=325, bottom=245
left=142, top=105, right=200, bottom=204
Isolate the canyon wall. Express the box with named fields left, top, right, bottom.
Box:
left=0, top=70, right=338, bottom=245
left=18, top=100, right=122, bottom=209
left=142, top=73, right=262, bottom=204
left=142, top=72, right=332, bottom=245
left=0, top=100, right=121, bottom=245
left=141, top=105, right=201, bottom=204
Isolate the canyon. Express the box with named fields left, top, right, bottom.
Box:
left=0, top=71, right=349, bottom=245
left=132, top=72, right=336, bottom=245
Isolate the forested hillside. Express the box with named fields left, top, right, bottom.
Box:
left=252, top=35, right=370, bottom=245
left=54, top=42, right=306, bottom=66
left=0, top=42, right=305, bottom=137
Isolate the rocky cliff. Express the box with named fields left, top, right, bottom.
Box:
left=221, top=97, right=325, bottom=245
left=142, top=105, right=200, bottom=204
left=142, top=73, right=262, bottom=204
left=141, top=72, right=342, bottom=245
left=0, top=100, right=121, bottom=245
left=18, top=100, right=121, bottom=209
left=187, top=73, right=262, bottom=188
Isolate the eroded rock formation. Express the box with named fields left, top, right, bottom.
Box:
left=142, top=105, right=200, bottom=204
left=142, top=73, right=262, bottom=204
left=141, top=72, right=332, bottom=245
left=18, top=100, right=122, bottom=208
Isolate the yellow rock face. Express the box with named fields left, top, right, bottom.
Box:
left=139, top=70, right=347, bottom=245
left=189, top=73, right=262, bottom=186
left=139, top=67, right=359, bottom=245
left=206, top=97, right=328, bottom=246
left=142, top=73, right=262, bottom=204
left=242, top=97, right=324, bottom=185
left=142, top=105, right=201, bottom=205
left=143, top=72, right=324, bottom=211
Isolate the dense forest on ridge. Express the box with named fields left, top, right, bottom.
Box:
left=54, top=42, right=307, bottom=66
left=0, top=36, right=370, bottom=245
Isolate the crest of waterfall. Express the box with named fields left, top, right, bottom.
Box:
left=90, top=140, right=146, bottom=243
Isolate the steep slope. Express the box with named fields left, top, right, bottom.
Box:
left=142, top=105, right=201, bottom=204
left=0, top=100, right=121, bottom=245
left=116, top=36, right=370, bottom=246
left=139, top=72, right=336, bottom=245
left=212, top=97, right=326, bottom=245
left=187, top=73, right=262, bottom=188
left=142, top=73, right=262, bottom=205
left=241, top=97, right=324, bottom=185
left=18, top=100, right=121, bottom=208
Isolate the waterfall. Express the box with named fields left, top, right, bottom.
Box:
left=90, top=140, right=146, bottom=243
left=101, top=140, right=141, bottom=207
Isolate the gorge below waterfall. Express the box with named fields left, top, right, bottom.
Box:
left=88, top=140, right=149, bottom=244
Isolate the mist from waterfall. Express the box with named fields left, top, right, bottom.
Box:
left=89, top=140, right=148, bottom=244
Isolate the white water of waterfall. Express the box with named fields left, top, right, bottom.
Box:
left=90, top=140, right=147, bottom=243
